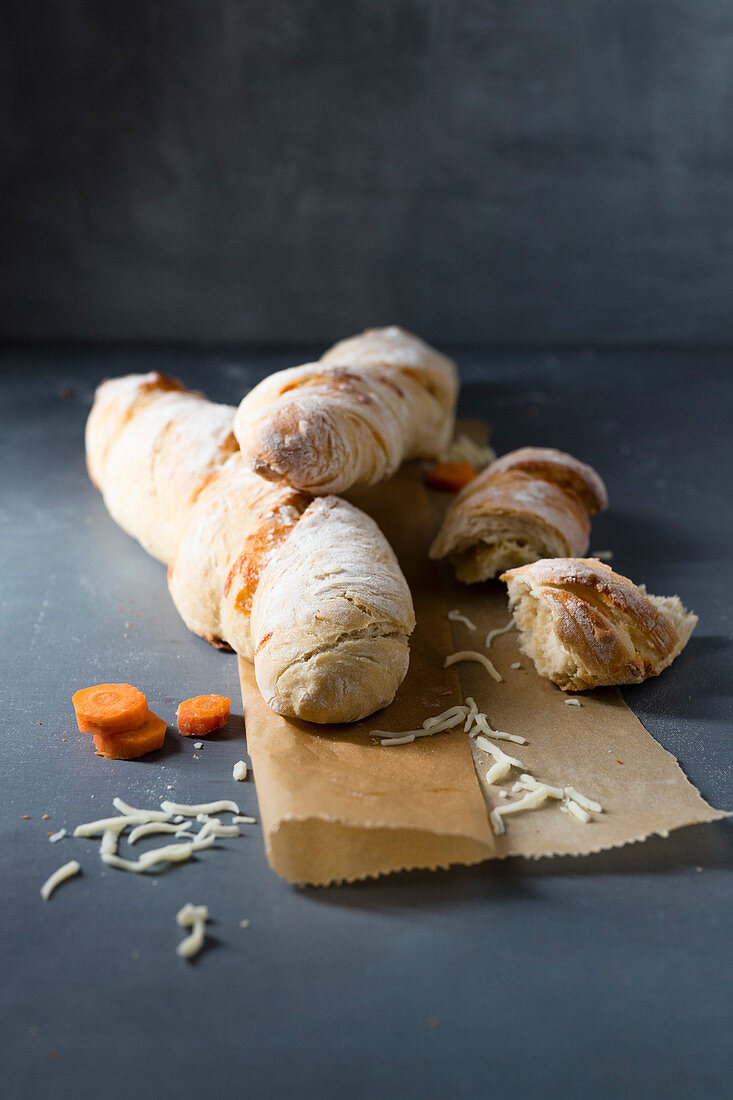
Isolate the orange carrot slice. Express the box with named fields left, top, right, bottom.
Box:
left=176, top=695, right=231, bottom=737
left=92, top=711, right=167, bottom=760
left=427, top=460, right=477, bottom=492
left=73, top=683, right=148, bottom=734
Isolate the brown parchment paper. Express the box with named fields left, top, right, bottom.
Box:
left=239, top=429, right=725, bottom=885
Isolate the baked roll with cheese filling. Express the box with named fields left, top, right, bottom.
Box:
left=86, top=371, right=415, bottom=723
left=430, top=447, right=607, bottom=582
left=233, top=326, right=458, bottom=494
left=502, top=558, right=697, bottom=691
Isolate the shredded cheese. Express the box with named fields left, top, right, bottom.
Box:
left=484, top=619, right=515, bottom=649
left=233, top=815, right=256, bottom=824
left=590, top=550, right=613, bottom=561
left=48, top=829, right=67, bottom=843
left=473, top=713, right=526, bottom=745
left=564, top=786, right=602, bottom=814
left=232, top=761, right=248, bottom=781
left=448, top=609, right=477, bottom=631
left=475, top=735, right=525, bottom=784
left=197, top=817, right=241, bottom=840
left=445, top=651, right=503, bottom=682
left=160, top=799, right=239, bottom=817
left=74, top=814, right=162, bottom=837
left=442, top=434, right=496, bottom=470
left=463, top=697, right=479, bottom=734
left=176, top=903, right=209, bottom=959
left=566, top=800, right=591, bottom=823
left=112, top=797, right=169, bottom=821
left=510, top=662, right=522, bottom=670
left=490, top=788, right=550, bottom=835
left=41, top=860, right=81, bottom=900
left=128, top=822, right=190, bottom=845
left=565, top=698, right=582, bottom=707
left=101, top=834, right=215, bottom=873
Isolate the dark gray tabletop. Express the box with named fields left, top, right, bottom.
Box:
left=2, top=347, right=731, bottom=1100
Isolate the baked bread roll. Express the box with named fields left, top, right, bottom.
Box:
left=233, top=326, right=458, bottom=494
left=502, top=558, right=697, bottom=691
left=429, top=447, right=606, bottom=582
left=86, top=372, right=415, bottom=723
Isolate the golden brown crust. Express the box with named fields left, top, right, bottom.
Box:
left=485, top=447, right=608, bottom=514
left=501, top=558, right=697, bottom=690
left=430, top=469, right=590, bottom=581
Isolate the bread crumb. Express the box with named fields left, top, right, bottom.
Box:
left=22, top=815, right=30, bottom=820
left=194, top=742, right=204, bottom=749
left=42, top=814, right=50, bottom=820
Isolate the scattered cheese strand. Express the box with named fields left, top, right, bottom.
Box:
left=74, top=813, right=163, bottom=838
left=445, top=651, right=503, bottom=683
left=160, top=799, right=239, bottom=817
left=101, top=835, right=215, bottom=873
left=113, top=797, right=169, bottom=821
left=197, top=817, right=241, bottom=841
left=176, top=903, right=209, bottom=959
left=448, top=609, right=477, bottom=631
left=422, top=706, right=467, bottom=731
left=375, top=731, right=422, bottom=746
left=484, top=619, right=515, bottom=649
left=510, top=662, right=522, bottom=670
left=566, top=800, right=591, bottom=823
left=565, top=698, right=582, bottom=707
left=463, top=697, right=479, bottom=733
left=48, top=829, right=67, bottom=843
left=128, top=822, right=191, bottom=845
left=41, top=860, right=81, bottom=900
left=590, top=550, right=613, bottom=561
left=475, top=735, right=525, bottom=784
left=490, top=789, right=550, bottom=835
left=233, top=815, right=256, bottom=825
left=442, top=434, right=496, bottom=470
left=473, top=712, right=527, bottom=745
left=100, top=829, right=119, bottom=857
left=564, top=786, right=603, bottom=814
left=515, top=774, right=565, bottom=800
left=232, top=760, right=248, bottom=781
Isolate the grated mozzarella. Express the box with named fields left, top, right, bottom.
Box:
left=176, top=903, right=209, bottom=959
left=564, top=786, right=602, bottom=814
left=48, top=829, right=67, bottom=844
left=113, top=797, right=169, bottom=821
left=484, top=619, right=515, bottom=649
left=232, top=761, right=248, bottom=781
left=474, top=713, right=526, bottom=744
left=565, top=698, right=582, bottom=707
left=445, top=651, right=503, bottom=682
left=490, top=788, right=550, bottom=835
left=160, top=799, right=239, bottom=817
left=128, top=822, right=190, bottom=845
left=448, top=609, right=477, bottom=631
left=101, top=834, right=215, bottom=873
left=566, top=800, right=591, bottom=823
left=41, top=860, right=81, bottom=900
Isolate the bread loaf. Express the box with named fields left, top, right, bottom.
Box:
left=502, top=558, right=697, bottom=691
left=430, top=447, right=606, bottom=582
left=233, top=326, right=458, bottom=494
left=86, top=372, right=415, bottom=723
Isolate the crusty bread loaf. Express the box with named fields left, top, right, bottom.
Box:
left=233, top=326, right=458, bottom=494
left=502, top=558, right=697, bottom=691
left=86, top=372, right=415, bottom=723
left=429, top=447, right=606, bottom=582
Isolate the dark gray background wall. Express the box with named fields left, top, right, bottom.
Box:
left=3, top=1, right=733, bottom=346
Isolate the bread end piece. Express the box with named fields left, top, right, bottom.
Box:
left=502, top=558, right=697, bottom=691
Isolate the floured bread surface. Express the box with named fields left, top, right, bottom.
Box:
left=234, top=326, right=458, bottom=494
left=430, top=470, right=590, bottom=581
left=485, top=447, right=608, bottom=514
left=502, top=558, right=697, bottom=691
left=168, top=455, right=309, bottom=654
left=251, top=496, right=415, bottom=723
left=430, top=446, right=607, bottom=582
left=94, top=379, right=238, bottom=564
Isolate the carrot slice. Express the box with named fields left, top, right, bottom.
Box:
left=176, top=695, right=231, bottom=737
left=427, top=460, right=477, bottom=492
left=92, top=711, right=167, bottom=760
left=73, top=683, right=148, bottom=734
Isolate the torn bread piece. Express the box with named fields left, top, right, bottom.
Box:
left=501, top=558, right=697, bottom=691
left=430, top=447, right=607, bottom=583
